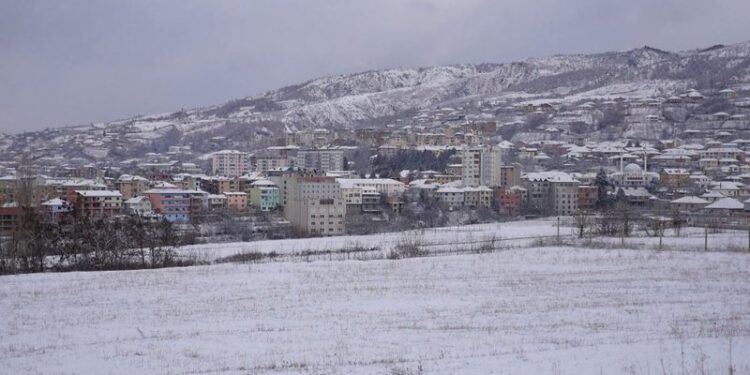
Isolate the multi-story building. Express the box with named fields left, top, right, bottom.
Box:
left=523, top=171, right=580, bottom=216
left=212, top=150, right=249, bottom=177
left=284, top=174, right=345, bottom=236
left=499, top=164, right=521, bottom=189
left=49, top=179, right=107, bottom=205
left=207, top=194, right=227, bottom=211
left=336, top=178, right=406, bottom=197
left=337, top=178, right=406, bottom=213
left=172, top=174, right=202, bottom=191
left=436, top=186, right=465, bottom=209
left=436, top=185, right=492, bottom=209
left=699, top=147, right=744, bottom=162
left=659, top=168, right=690, bottom=188
left=461, top=145, right=503, bottom=187
left=123, top=196, right=153, bottom=216
left=254, top=155, right=290, bottom=173
left=41, top=198, right=72, bottom=222
left=0, top=175, right=47, bottom=206
left=577, top=185, right=597, bottom=211
left=0, top=203, right=19, bottom=235
left=199, top=176, right=238, bottom=194
left=74, top=190, right=122, bottom=218
left=432, top=174, right=462, bottom=184
left=116, top=175, right=150, bottom=200
left=144, top=189, right=203, bottom=223
left=463, top=186, right=493, bottom=208
left=295, top=149, right=344, bottom=173
left=248, top=180, right=280, bottom=211
left=495, top=186, right=526, bottom=216
left=225, top=192, right=247, bottom=211
left=360, top=189, right=382, bottom=213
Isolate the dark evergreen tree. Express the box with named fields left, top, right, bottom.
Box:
left=594, top=168, right=611, bottom=209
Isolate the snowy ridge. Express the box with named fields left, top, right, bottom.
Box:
left=4, top=41, right=750, bottom=161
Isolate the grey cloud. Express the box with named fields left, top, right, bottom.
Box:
left=1, top=0, right=749, bottom=132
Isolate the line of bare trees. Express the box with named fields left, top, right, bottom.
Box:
left=1, top=211, right=193, bottom=275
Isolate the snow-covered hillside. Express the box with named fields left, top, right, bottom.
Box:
left=3, top=41, right=750, bottom=163
left=2, top=246, right=748, bottom=374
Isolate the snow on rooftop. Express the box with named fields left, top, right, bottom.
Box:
left=523, top=171, right=578, bottom=183
left=250, top=179, right=277, bottom=187
left=42, top=198, right=67, bottom=206
left=336, top=178, right=405, bottom=188
left=76, top=190, right=122, bottom=197
left=670, top=196, right=708, bottom=205
left=704, top=197, right=744, bottom=210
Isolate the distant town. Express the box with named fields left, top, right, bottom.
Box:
left=1, top=86, right=749, bottom=250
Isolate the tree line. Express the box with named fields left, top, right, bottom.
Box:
left=1, top=209, right=197, bottom=275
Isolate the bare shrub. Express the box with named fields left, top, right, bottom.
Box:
left=389, top=232, right=425, bottom=259
left=218, top=251, right=278, bottom=264
left=389, top=362, right=423, bottom=375
left=474, top=235, right=498, bottom=253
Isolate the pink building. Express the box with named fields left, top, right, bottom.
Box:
left=144, top=189, right=204, bottom=222
left=224, top=192, right=247, bottom=211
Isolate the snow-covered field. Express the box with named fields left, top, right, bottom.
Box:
left=179, top=218, right=564, bottom=261
left=178, top=218, right=750, bottom=263
left=2, top=246, right=749, bottom=374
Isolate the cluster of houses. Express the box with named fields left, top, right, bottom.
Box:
left=6, top=131, right=750, bottom=236
left=3, top=87, right=750, bottom=236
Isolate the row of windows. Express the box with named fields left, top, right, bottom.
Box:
left=309, top=221, right=343, bottom=225
left=310, top=227, right=343, bottom=233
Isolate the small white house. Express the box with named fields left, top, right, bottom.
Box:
left=124, top=196, right=153, bottom=216
left=41, top=198, right=72, bottom=221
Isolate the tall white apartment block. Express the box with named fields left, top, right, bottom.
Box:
left=284, top=174, right=346, bottom=236
left=295, top=149, right=344, bottom=173
left=461, top=145, right=503, bottom=187
left=212, top=150, right=249, bottom=177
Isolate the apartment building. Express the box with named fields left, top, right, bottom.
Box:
left=499, top=164, right=521, bottom=189
left=52, top=179, right=107, bottom=205
left=41, top=198, right=73, bottom=222
left=116, top=175, right=150, bottom=200
left=336, top=178, right=406, bottom=197
left=74, top=190, right=122, bottom=218
left=207, top=194, right=227, bottom=211
left=212, top=150, right=249, bottom=177
left=284, top=174, right=345, bottom=236
left=224, top=192, right=247, bottom=211
left=295, top=149, right=344, bottom=172
left=577, top=185, right=597, bottom=211
left=495, top=186, right=526, bottom=216
left=463, top=186, right=493, bottom=208
left=144, top=189, right=204, bottom=223
left=699, top=147, right=744, bottom=162
left=254, top=155, right=290, bottom=173
left=248, top=179, right=280, bottom=211
left=123, top=196, right=153, bottom=216
left=523, top=171, right=580, bottom=216
left=461, top=145, right=503, bottom=187
left=435, top=185, right=492, bottom=209
left=659, top=168, right=690, bottom=188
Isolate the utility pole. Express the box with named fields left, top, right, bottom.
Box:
left=704, top=224, right=708, bottom=252
left=556, top=216, right=560, bottom=244
left=659, top=221, right=663, bottom=250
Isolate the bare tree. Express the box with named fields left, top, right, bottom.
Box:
left=573, top=210, right=591, bottom=239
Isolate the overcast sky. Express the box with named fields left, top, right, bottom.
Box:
left=1, top=0, right=749, bottom=133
